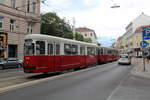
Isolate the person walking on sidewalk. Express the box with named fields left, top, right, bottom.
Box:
left=146, top=55, right=150, bottom=63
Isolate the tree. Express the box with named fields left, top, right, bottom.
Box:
left=41, top=12, right=73, bottom=39
left=63, top=33, right=74, bottom=39
left=74, top=32, right=84, bottom=41
left=84, top=38, right=92, bottom=43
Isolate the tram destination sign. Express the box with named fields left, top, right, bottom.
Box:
left=142, top=27, right=150, bottom=40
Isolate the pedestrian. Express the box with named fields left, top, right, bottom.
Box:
left=146, top=55, right=150, bottom=63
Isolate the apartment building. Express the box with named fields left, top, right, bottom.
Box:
left=75, top=27, right=97, bottom=44
left=131, top=25, right=150, bottom=56
left=0, top=0, right=40, bottom=58
left=115, top=13, right=150, bottom=54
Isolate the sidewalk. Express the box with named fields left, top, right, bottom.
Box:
left=131, top=57, right=150, bottom=79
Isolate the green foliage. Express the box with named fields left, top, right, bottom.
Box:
left=84, top=38, right=92, bottom=43
left=74, top=32, right=84, bottom=41
left=63, top=33, right=74, bottom=39
left=41, top=12, right=73, bottom=39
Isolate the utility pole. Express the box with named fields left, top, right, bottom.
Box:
left=72, top=17, right=76, bottom=35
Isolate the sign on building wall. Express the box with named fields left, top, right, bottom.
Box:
left=142, top=27, right=150, bottom=40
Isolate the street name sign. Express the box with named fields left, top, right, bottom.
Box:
left=140, top=41, right=149, bottom=48
left=142, top=27, right=150, bottom=40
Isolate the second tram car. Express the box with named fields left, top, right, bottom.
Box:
left=23, top=34, right=118, bottom=73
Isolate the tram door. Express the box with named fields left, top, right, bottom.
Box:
left=53, top=43, right=61, bottom=71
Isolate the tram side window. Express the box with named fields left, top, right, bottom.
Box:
left=48, top=44, right=53, bottom=55
left=72, top=45, right=78, bottom=55
left=36, top=41, right=45, bottom=55
left=56, top=44, right=60, bottom=55
left=64, top=44, right=71, bottom=55
left=103, top=49, right=106, bottom=54
left=96, top=48, right=99, bottom=55
left=80, top=46, right=85, bottom=55
left=87, top=47, right=95, bottom=55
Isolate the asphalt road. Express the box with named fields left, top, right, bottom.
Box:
left=0, top=63, right=150, bottom=100
left=0, top=62, right=139, bottom=100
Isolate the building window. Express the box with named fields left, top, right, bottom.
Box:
left=10, top=19, right=15, bottom=31
left=27, top=23, right=33, bottom=34
left=91, top=33, right=92, bottom=36
left=0, top=17, right=3, bottom=29
left=32, top=2, right=36, bottom=13
left=11, top=0, right=16, bottom=8
left=27, top=0, right=30, bottom=12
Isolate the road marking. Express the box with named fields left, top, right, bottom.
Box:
left=0, top=62, right=117, bottom=94
left=106, top=71, right=130, bottom=100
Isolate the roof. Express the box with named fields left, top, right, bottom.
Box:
left=75, top=27, right=94, bottom=32
left=75, top=27, right=97, bottom=38
left=126, top=13, right=150, bottom=30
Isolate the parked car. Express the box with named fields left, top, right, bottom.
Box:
left=118, top=54, right=131, bottom=65
left=0, top=58, right=23, bottom=70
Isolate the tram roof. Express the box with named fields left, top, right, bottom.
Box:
left=25, top=34, right=98, bottom=47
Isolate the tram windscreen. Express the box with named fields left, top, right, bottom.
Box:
left=24, top=39, right=35, bottom=55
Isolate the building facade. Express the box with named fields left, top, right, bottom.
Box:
left=75, top=27, right=97, bottom=44
left=115, top=13, right=150, bottom=55
left=132, top=25, right=150, bottom=56
left=0, top=0, right=40, bottom=58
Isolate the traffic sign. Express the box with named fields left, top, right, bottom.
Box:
left=140, top=41, right=149, bottom=48
left=142, top=27, right=150, bottom=40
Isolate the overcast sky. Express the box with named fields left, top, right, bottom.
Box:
left=41, top=0, right=150, bottom=46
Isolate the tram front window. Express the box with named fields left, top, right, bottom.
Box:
left=24, top=40, right=35, bottom=55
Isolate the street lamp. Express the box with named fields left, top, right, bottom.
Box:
left=110, top=0, right=120, bottom=8
left=111, top=4, right=120, bottom=8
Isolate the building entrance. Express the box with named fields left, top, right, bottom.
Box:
left=8, top=44, right=18, bottom=58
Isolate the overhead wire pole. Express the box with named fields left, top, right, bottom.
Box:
left=73, top=17, right=75, bottom=34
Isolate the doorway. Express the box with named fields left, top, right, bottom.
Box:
left=8, top=44, right=18, bottom=58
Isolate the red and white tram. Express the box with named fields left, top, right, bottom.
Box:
left=23, top=34, right=118, bottom=73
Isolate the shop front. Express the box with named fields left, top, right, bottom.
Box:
left=0, top=33, right=7, bottom=58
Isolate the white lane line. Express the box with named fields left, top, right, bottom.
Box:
left=106, top=72, right=130, bottom=100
